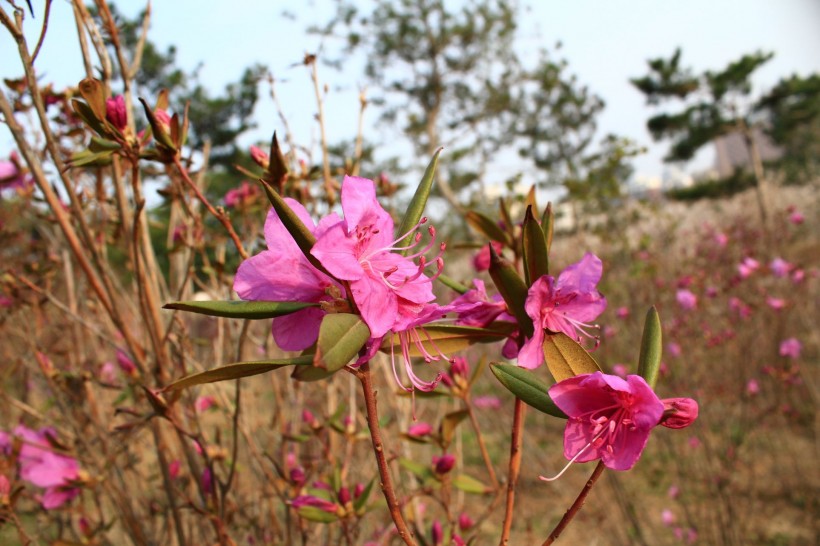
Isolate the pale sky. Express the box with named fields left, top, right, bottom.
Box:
left=2, top=0, right=819, bottom=188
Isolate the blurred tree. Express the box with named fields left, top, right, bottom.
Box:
left=631, top=49, right=775, bottom=225
left=756, top=74, right=820, bottom=181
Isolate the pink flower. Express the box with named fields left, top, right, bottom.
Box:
left=687, top=436, right=701, bottom=449
left=311, top=176, right=442, bottom=339
left=0, top=152, right=32, bottom=190
left=116, top=349, right=138, bottom=377
left=517, top=253, right=607, bottom=369
left=458, top=512, right=474, bottom=531
left=779, top=338, right=802, bottom=359
left=450, top=279, right=511, bottom=327
left=7, top=426, right=81, bottom=509
left=737, top=257, right=760, bottom=278
left=291, top=494, right=339, bottom=514
left=661, top=508, right=676, bottom=526
left=788, top=210, right=804, bottom=225
left=728, top=297, right=752, bottom=319
left=766, top=297, right=786, bottom=310
left=667, top=485, right=680, bottom=499
left=714, top=232, right=729, bottom=247
left=666, top=342, right=682, bottom=358
left=195, top=395, right=216, bottom=413
left=431, top=520, right=444, bottom=545
left=746, top=379, right=759, bottom=395
left=791, top=269, right=805, bottom=284
left=676, top=289, right=697, bottom=311
left=99, top=362, right=117, bottom=384
left=769, top=257, right=792, bottom=278
left=543, top=372, right=697, bottom=473
left=473, top=241, right=504, bottom=271
left=168, top=460, right=181, bottom=480
left=234, top=200, right=346, bottom=351
left=224, top=181, right=259, bottom=208
left=105, top=95, right=127, bottom=131
left=616, top=307, right=630, bottom=319
left=612, top=364, right=629, bottom=377
left=473, top=395, right=502, bottom=409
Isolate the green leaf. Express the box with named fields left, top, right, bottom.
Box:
left=488, top=246, right=533, bottom=337
left=266, top=132, right=289, bottom=185
left=490, top=363, right=566, bottom=418
left=542, top=333, right=602, bottom=383
left=71, top=99, right=111, bottom=139
left=296, top=506, right=338, bottom=523
left=541, top=202, right=555, bottom=253
left=522, top=205, right=550, bottom=286
left=68, top=149, right=114, bottom=168
left=163, top=356, right=313, bottom=391
left=452, top=474, right=491, bottom=494
left=315, top=313, right=370, bottom=372
left=637, top=306, right=663, bottom=388
left=88, top=136, right=122, bottom=152
left=437, top=273, right=471, bottom=295
left=138, top=98, right=176, bottom=151
left=440, top=409, right=468, bottom=448
left=353, top=479, right=375, bottom=512
left=291, top=364, right=337, bottom=383
left=379, top=324, right=514, bottom=357
left=465, top=210, right=511, bottom=246
left=163, top=300, right=315, bottom=320
left=396, top=148, right=441, bottom=254
left=258, top=179, right=331, bottom=276
left=399, top=458, right=433, bottom=482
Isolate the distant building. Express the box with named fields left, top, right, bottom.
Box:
left=713, top=128, right=782, bottom=178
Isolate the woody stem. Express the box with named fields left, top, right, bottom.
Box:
left=499, top=397, right=526, bottom=545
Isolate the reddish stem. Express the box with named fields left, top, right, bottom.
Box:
left=499, top=398, right=526, bottom=545
left=541, top=461, right=606, bottom=545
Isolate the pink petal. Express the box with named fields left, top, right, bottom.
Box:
left=556, top=253, right=603, bottom=294
left=516, top=327, right=545, bottom=369
left=311, top=222, right=365, bottom=281
left=351, top=278, right=396, bottom=338
left=272, top=307, right=325, bottom=351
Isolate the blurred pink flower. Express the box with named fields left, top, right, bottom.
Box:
left=779, top=338, right=802, bottom=359
left=431, top=520, right=444, bottom=545
left=676, top=289, right=697, bottom=310
left=458, top=512, right=474, bottom=531
left=473, top=395, right=502, bottom=409
left=766, top=297, right=786, bottom=310
left=518, top=253, right=607, bottom=369
left=224, top=181, right=259, bottom=208
left=666, top=342, right=682, bottom=358
left=705, top=286, right=719, bottom=298
left=168, top=460, right=181, bottom=480
left=615, top=306, right=630, bottom=319
left=612, top=364, right=629, bottom=377
left=769, top=257, right=792, bottom=278
left=407, top=422, right=434, bottom=438
left=99, top=362, right=117, bottom=383
left=738, top=257, right=760, bottom=278
left=115, top=349, right=138, bottom=377
left=788, top=210, right=804, bottom=225
left=291, top=494, right=338, bottom=514
left=661, top=508, right=676, bottom=526
left=746, top=379, right=760, bottom=395
left=687, top=436, right=701, bottom=449
left=791, top=269, right=805, bottom=284
left=543, top=372, right=697, bottom=473
left=713, top=232, right=729, bottom=247
left=0, top=151, right=32, bottom=190
left=195, top=395, right=216, bottom=413
left=473, top=241, right=504, bottom=272
left=728, top=297, right=752, bottom=319
left=249, top=145, right=269, bottom=169
left=667, top=485, right=680, bottom=499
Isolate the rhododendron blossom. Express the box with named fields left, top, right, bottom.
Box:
left=234, top=200, right=346, bottom=351
left=779, top=338, right=802, bottom=359
left=311, top=176, right=443, bottom=339
left=676, top=289, right=697, bottom=310
left=517, top=253, right=607, bottom=369
left=542, top=372, right=697, bottom=475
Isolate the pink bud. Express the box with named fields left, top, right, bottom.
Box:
left=301, top=409, right=316, bottom=426
left=250, top=145, right=270, bottom=169
left=337, top=486, right=351, bottom=505
left=433, top=454, right=455, bottom=475
left=168, top=460, right=181, bottom=480
left=407, top=422, right=433, bottom=438
left=116, top=349, right=137, bottom=377
left=195, top=395, right=216, bottom=413
left=289, top=466, right=305, bottom=486
left=353, top=483, right=365, bottom=498
left=431, top=520, right=443, bottom=545
left=201, top=468, right=213, bottom=493
left=746, top=379, right=760, bottom=395
left=661, top=508, right=676, bottom=527
left=458, top=512, right=474, bottom=531
left=105, top=95, right=127, bottom=131
left=660, top=398, right=699, bottom=429
left=616, top=306, right=629, bottom=319
left=667, top=485, right=680, bottom=499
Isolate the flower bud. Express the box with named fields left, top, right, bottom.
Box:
left=433, top=454, right=455, bottom=475
left=660, top=398, right=699, bottom=429
left=250, top=145, right=270, bottom=169
left=105, top=95, right=127, bottom=131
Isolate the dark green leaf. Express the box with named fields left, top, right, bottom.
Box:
left=163, top=356, right=313, bottom=391
left=522, top=205, right=550, bottom=285
left=437, top=274, right=471, bottom=295
left=396, top=148, right=441, bottom=254
left=353, top=479, right=375, bottom=512
left=163, top=300, right=315, bottom=319
left=490, top=363, right=566, bottom=418
left=488, top=246, right=533, bottom=337
left=315, top=313, right=370, bottom=372
left=465, top=211, right=511, bottom=246
left=637, top=306, right=662, bottom=388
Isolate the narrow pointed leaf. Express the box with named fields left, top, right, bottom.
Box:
left=163, top=300, right=315, bottom=319
left=465, top=211, right=511, bottom=246
left=522, top=205, right=550, bottom=286
left=379, top=324, right=514, bottom=357
left=296, top=507, right=338, bottom=523
left=315, top=313, right=370, bottom=372
left=396, top=148, right=441, bottom=255
left=71, top=99, right=110, bottom=138
left=541, top=202, right=555, bottom=252
left=267, top=132, right=289, bottom=185
left=525, top=185, right=538, bottom=212
left=490, top=363, right=566, bottom=418
left=164, top=356, right=313, bottom=391
left=452, top=474, right=491, bottom=494
left=353, top=479, right=375, bottom=512
left=637, top=306, right=663, bottom=388
left=437, top=273, right=470, bottom=295
left=258, top=179, right=331, bottom=276
left=498, top=197, right=513, bottom=241
left=399, top=458, right=434, bottom=482
left=78, top=78, right=107, bottom=121
left=88, top=136, right=122, bottom=152
left=440, top=409, right=468, bottom=448
left=542, top=333, right=602, bottom=383
left=488, top=245, right=533, bottom=337
left=291, top=364, right=337, bottom=382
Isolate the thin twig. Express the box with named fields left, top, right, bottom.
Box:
left=465, top=400, right=499, bottom=489
left=351, top=363, right=417, bottom=546
left=541, top=461, right=606, bottom=546
left=499, top=398, right=526, bottom=545
left=31, top=0, right=53, bottom=63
